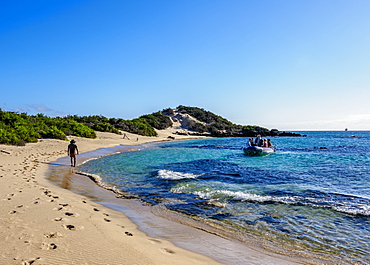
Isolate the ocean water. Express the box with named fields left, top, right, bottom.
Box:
left=79, top=131, right=370, bottom=264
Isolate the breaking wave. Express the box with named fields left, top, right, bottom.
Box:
left=156, top=169, right=202, bottom=180
left=172, top=185, right=370, bottom=216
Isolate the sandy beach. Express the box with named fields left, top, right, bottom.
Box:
left=0, top=130, right=301, bottom=265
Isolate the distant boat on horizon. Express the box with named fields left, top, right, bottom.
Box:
left=345, top=128, right=348, bottom=131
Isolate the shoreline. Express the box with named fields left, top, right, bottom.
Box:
left=0, top=130, right=302, bottom=264
left=49, top=143, right=304, bottom=265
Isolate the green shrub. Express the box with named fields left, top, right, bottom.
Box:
left=0, top=128, right=19, bottom=145
left=139, top=112, right=172, bottom=130
left=123, top=118, right=158, bottom=136
left=0, top=109, right=96, bottom=145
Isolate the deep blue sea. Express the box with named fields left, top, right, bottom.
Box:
left=79, top=131, right=370, bottom=264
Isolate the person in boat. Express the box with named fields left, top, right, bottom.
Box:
left=267, top=139, right=272, bottom=148
left=248, top=138, right=254, bottom=146
left=254, top=135, right=262, bottom=147
left=263, top=139, right=268, bottom=147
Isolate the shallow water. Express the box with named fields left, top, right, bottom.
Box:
left=79, top=131, right=370, bottom=264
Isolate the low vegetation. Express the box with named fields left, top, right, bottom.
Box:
left=0, top=110, right=96, bottom=146
left=71, top=112, right=172, bottom=137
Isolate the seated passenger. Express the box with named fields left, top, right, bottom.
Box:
left=254, top=135, right=262, bottom=146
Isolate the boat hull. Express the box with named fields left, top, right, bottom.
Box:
left=243, top=146, right=275, bottom=156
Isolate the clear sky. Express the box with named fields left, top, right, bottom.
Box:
left=1, top=0, right=370, bottom=131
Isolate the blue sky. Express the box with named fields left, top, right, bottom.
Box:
left=1, top=0, right=370, bottom=130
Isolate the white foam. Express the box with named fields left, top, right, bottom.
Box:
left=157, top=169, right=201, bottom=180
left=80, top=157, right=100, bottom=165
left=193, top=189, right=277, bottom=202
left=334, top=204, right=370, bottom=216
left=190, top=189, right=370, bottom=216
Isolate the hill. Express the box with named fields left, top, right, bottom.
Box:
left=161, top=106, right=299, bottom=137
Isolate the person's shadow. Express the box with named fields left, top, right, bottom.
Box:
left=32, top=160, right=69, bottom=167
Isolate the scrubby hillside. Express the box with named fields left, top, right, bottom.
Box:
left=160, top=106, right=299, bottom=137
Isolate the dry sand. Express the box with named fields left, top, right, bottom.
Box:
left=0, top=130, right=301, bottom=265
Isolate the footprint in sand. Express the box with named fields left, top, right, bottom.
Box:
left=53, top=217, right=63, bottom=222
left=161, top=248, right=175, bottom=254
left=64, top=224, right=76, bottom=231
left=41, top=242, right=58, bottom=250
left=21, top=257, right=41, bottom=265
left=125, top=232, right=133, bottom=236
left=45, top=232, right=62, bottom=238
left=64, top=212, right=75, bottom=217
left=103, top=218, right=111, bottom=222
left=47, top=243, right=57, bottom=250
left=9, top=210, right=17, bottom=214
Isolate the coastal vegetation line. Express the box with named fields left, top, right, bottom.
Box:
left=0, top=105, right=300, bottom=146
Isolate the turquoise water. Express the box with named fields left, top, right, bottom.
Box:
left=79, top=131, right=370, bottom=263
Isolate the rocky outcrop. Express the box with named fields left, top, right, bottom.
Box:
left=167, top=110, right=206, bottom=130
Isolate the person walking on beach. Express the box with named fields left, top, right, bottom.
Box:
left=67, top=140, right=79, bottom=167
